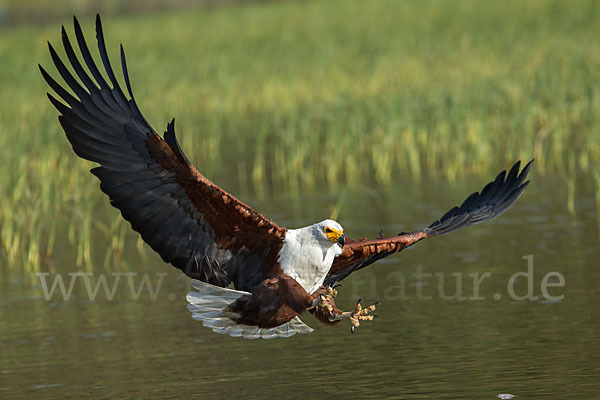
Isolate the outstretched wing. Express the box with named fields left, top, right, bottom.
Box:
left=40, top=15, right=285, bottom=292
left=325, top=160, right=533, bottom=285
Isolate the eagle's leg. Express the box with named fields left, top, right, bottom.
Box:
left=310, top=286, right=339, bottom=311
left=310, top=286, right=377, bottom=332
left=328, top=298, right=378, bottom=333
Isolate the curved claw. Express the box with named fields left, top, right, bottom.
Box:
left=325, top=298, right=379, bottom=332
left=332, top=283, right=343, bottom=289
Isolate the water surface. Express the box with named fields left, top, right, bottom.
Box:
left=1, top=174, right=598, bottom=399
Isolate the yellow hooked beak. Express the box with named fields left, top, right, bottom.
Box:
left=325, top=227, right=345, bottom=247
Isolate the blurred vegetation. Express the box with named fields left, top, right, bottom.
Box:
left=0, top=0, right=598, bottom=271
left=0, top=0, right=231, bottom=25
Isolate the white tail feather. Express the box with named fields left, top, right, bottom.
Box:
left=186, top=280, right=313, bottom=339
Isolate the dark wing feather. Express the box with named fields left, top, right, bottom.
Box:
left=325, top=160, right=533, bottom=285
left=41, top=15, right=284, bottom=292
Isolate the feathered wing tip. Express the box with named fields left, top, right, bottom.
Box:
left=427, top=159, right=534, bottom=236
left=186, top=280, right=313, bottom=339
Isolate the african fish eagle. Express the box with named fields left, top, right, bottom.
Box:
left=40, top=16, right=533, bottom=339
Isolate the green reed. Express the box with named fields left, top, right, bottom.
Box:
left=0, top=0, right=598, bottom=271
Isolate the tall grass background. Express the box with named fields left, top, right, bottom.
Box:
left=0, top=0, right=598, bottom=272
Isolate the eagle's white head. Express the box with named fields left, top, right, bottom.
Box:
left=278, top=219, right=345, bottom=294
left=314, top=219, right=345, bottom=248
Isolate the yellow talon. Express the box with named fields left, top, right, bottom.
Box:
left=326, top=298, right=378, bottom=333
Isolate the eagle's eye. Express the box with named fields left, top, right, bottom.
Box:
left=325, top=227, right=332, bottom=233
